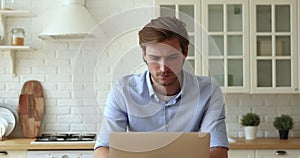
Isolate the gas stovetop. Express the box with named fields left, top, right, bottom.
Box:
left=31, top=133, right=96, bottom=144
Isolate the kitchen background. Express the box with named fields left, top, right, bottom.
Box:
left=0, top=0, right=299, bottom=139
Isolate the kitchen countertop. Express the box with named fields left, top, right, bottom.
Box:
left=0, top=138, right=95, bottom=150
left=229, top=138, right=300, bottom=149
left=1, top=137, right=300, bottom=150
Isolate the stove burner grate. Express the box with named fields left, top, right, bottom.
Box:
left=35, top=133, right=96, bottom=142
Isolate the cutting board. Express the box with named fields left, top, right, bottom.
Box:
left=18, top=80, right=44, bottom=138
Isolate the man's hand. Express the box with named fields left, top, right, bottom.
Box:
left=94, top=147, right=109, bottom=158
left=210, top=147, right=228, bottom=158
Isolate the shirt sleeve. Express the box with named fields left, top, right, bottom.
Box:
left=200, top=79, right=229, bottom=149
left=94, top=80, right=128, bottom=150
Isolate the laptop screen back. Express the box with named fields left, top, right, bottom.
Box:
left=109, top=132, right=210, bottom=158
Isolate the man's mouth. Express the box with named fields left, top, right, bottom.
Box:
left=157, top=73, right=174, bottom=81
left=157, top=73, right=171, bottom=77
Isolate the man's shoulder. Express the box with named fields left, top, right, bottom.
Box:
left=116, top=70, right=148, bottom=87
left=183, top=71, right=221, bottom=91
left=112, top=71, right=150, bottom=99
left=184, top=71, right=216, bottom=84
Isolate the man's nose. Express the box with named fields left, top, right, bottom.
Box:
left=159, top=59, right=169, bottom=71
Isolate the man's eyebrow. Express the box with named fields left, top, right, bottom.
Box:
left=148, top=54, right=160, bottom=57
left=166, top=53, right=181, bottom=58
left=169, top=53, right=180, bottom=56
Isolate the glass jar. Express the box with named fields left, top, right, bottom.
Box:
left=11, top=28, right=25, bottom=46
left=1, top=0, right=14, bottom=10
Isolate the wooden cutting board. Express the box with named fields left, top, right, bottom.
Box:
left=18, top=80, right=44, bottom=138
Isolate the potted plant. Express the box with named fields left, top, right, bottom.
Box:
left=273, top=114, right=293, bottom=139
left=240, top=113, right=260, bottom=140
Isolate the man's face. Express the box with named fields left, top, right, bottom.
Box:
left=143, top=37, right=187, bottom=87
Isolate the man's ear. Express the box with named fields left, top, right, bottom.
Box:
left=183, top=47, right=188, bottom=57
left=142, top=49, right=147, bottom=63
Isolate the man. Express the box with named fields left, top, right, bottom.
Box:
left=94, top=16, right=229, bottom=158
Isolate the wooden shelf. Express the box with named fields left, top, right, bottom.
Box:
left=0, top=45, right=32, bottom=50
left=0, top=10, right=35, bottom=77
left=0, top=46, right=34, bottom=77
left=0, top=10, right=32, bottom=17
left=0, top=10, right=34, bottom=41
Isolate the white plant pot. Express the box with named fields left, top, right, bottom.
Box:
left=244, top=126, right=258, bottom=140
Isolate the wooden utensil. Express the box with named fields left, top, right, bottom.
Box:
left=18, top=94, right=36, bottom=138
left=21, top=80, right=44, bottom=97
left=18, top=80, right=44, bottom=138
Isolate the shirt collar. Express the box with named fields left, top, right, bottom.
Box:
left=146, top=71, right=156, bottom=98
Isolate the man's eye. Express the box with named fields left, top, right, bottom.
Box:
left=149, top=56, right=160, bottom=61
left=167, top=55, right=179, bottom=60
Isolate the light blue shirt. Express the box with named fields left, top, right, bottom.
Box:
left=95, top=70, right=229, bottom=149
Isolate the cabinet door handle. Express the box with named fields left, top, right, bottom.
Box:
left=0, top=151, right=8, bottom=156
left=275, top=150, right=287, bottom=156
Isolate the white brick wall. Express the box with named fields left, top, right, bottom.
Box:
left=225, top=94, right=300, bottom=138
left=0, top=0, right=299, bottom=139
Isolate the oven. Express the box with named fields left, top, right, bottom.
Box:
left=28, top=133, right=96, bottom=158
left=27, top=150, right=94, bottom=158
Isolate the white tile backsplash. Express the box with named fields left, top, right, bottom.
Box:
left=0, top=0, right=299, bottom=138
left=225, top=94, right=300, bottom=138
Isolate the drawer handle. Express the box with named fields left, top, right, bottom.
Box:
left=0, top=151, right=8, bottom=156
left=276, top=150, right=287, bottom=156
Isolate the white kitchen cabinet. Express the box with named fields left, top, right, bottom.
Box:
left=155, top=0, right=300, bottom=94
left=299, top=0, right=300, bottom=93
left=250, top=0, right=298, bottom=93
left=256, top=149, right=300, bottom=158
left=229, top=149, right=300, bottom=158
left=202, top=0, right=250, bottom=93
left=0, top=150, right=27, bottom=158
left=155, top=0, right=202, bottom=75
left=229, top=149, right=255, bottom=158
left=0, top=10, right=35, bottom=77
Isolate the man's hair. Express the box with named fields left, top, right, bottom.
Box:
left=138, top=17, right=189, bottom=54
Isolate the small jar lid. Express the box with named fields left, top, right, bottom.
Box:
left=11, top=28, right=25, bottom=33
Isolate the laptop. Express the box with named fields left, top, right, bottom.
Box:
left=109, top=132, right=210, bottom=158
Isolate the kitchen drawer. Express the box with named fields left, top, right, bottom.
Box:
left=0, top=150, right=26, bottom=158
left=229, top=149, right=255, bottom=158
left=256, top=149, right=300, bottom=158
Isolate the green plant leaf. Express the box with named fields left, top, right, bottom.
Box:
left=240, top=113, right=260, bottom=126
left=273, top=114, right=293, bottom=130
